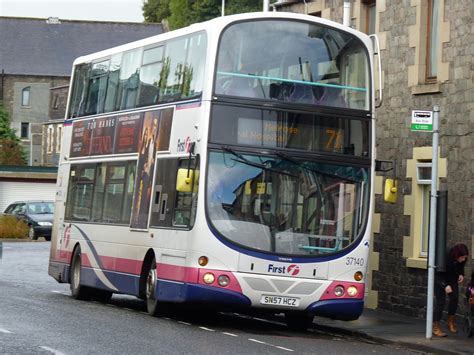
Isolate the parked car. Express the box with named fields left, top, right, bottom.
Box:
left=3, top=201, right=54, bottom=241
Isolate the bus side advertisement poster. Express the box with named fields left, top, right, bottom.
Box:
left=69, top=109, right=171, bottom=158
left=130, top=108, right=173, bottom=230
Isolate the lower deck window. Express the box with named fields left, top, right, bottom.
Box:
left=66, top=161, right=136, bottom=224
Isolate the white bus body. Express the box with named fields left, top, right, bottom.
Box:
left=49, top=12, right=376, bottom=327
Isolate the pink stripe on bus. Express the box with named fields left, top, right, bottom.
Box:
left=54, top=249, right=243, bottom=294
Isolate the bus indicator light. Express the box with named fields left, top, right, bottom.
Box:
left=198, top=256, right=208, bottom=266
left=354, top=271, right=363, bottom=281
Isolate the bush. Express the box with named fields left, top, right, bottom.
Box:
left=0, top=215, right=29, bottom=239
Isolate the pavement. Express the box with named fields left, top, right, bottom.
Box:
left=313, top=308, right=474, bottom=354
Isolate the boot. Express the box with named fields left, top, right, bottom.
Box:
left=447, top=315, right=458, bottom=333
left=433, top=321, right=447, bottom=337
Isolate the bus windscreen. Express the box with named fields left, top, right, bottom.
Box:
left=215, top=19, right=370, bottom=110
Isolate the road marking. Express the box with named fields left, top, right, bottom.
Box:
left=39, top=346, right=65, bottom=355
left=275, top=346, right=294, bottom=352
left=199, top=326, right=215, bottom=332
left=178, top=321, right=191, bottom=326
left=222, top=332, right=238, bottom=337
left=0, top=328, right=12, bottom=334
left=249, top=337, right=294, bottom=352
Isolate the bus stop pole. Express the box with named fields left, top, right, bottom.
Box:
left=426, top=105, right=440, bottom=339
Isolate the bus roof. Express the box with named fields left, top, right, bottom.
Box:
left=72, top=12, right=371, bottom=67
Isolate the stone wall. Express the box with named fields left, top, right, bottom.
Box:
left=372, top=0, right=473, bottom=317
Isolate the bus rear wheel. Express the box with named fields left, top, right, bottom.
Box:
left=70, top=246, right=92, bottom=300
left=146, top=258, right=160, bottom=316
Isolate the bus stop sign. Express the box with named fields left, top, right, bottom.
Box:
left=411, top=110, right=433, bottom=131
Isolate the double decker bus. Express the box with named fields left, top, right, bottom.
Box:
left=49, top=12, right=377, bottom=328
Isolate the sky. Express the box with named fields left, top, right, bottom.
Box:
left=0, top=0, right=145, bottom=23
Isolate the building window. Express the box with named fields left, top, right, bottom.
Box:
left=22, top=87, right=31, bottom=106
left=416, top=162, right=432, bottom=257
left=20, top=122, right=30, bottom=139
left=362, top=0, right=376, bottom=35
left=46, top=125, right=54, bottom=154
left=426, top=0, right=439, bottom=81
left=52, top=93, right=60, bottom=110
left=56, top=124, right=63, bottom=153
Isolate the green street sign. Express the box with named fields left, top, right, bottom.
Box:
left=411, top=110, right=433, bottom=132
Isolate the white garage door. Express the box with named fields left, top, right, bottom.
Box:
left=0, top=181, right=57, bottom=213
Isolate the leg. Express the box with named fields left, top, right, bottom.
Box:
left=433, top=281, right=447, bottom=337
left=433, top=282, right=446, bottom=322
left=447, top=284, right=459, bottom=315
left=447, top=284, right=459, bottom=333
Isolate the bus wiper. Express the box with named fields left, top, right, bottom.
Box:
left=222, top=146, right=297, bottom=178
left=248, top=73, right=266, bottom=99
left=275, top=151, right=360, bottom=183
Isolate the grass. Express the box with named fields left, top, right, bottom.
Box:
left=0, top=215, right=29, bottom=239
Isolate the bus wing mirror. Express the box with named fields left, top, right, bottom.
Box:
left=176, top=168, right=194, bottom=192
left=384, top=178, right=398, bottom=203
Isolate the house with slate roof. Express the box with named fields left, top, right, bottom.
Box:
left=0, top=16, right=163, bottom=166
left=0, top=16, right=162, bottom=212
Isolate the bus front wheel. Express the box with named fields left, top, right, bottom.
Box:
left=70, top=246, right=92, bottom=300
left=146, top=258, right=160, bottom=316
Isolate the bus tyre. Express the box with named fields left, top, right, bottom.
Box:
left=70, top=246, right=92, bottom=300
left=285, top=313, right=313, bottom=331
left=146, top=258, right=160, bottom=316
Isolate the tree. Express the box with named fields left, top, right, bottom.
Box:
left=143, top=0, right=264, bottom=30
left=143, top=0, right=171, bottom=23
left=226, top=0, right=264, bottom=16
left=0, top=104, right=26, bottom=165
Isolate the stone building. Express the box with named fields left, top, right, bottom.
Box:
left=276, top=0, right=473, bottom=318
left=0, top=16, right=163, bottom=166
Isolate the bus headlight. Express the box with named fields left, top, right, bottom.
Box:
left=217, top=275, right=230, bottom=287
left=347, top=286, right=358, bottom=297
left=334, top=285, right=345, bottom=297
left=203, top=273, right=215, bottom=284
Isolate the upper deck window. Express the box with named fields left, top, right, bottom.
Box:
left=68, top=32, right=207, bottom=119
left=215, top=20, right=370, bottom=110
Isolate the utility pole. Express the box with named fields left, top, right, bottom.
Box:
left=426, top=105, right=440, bottom=339
left=263, top=0, right=269, bottom=12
